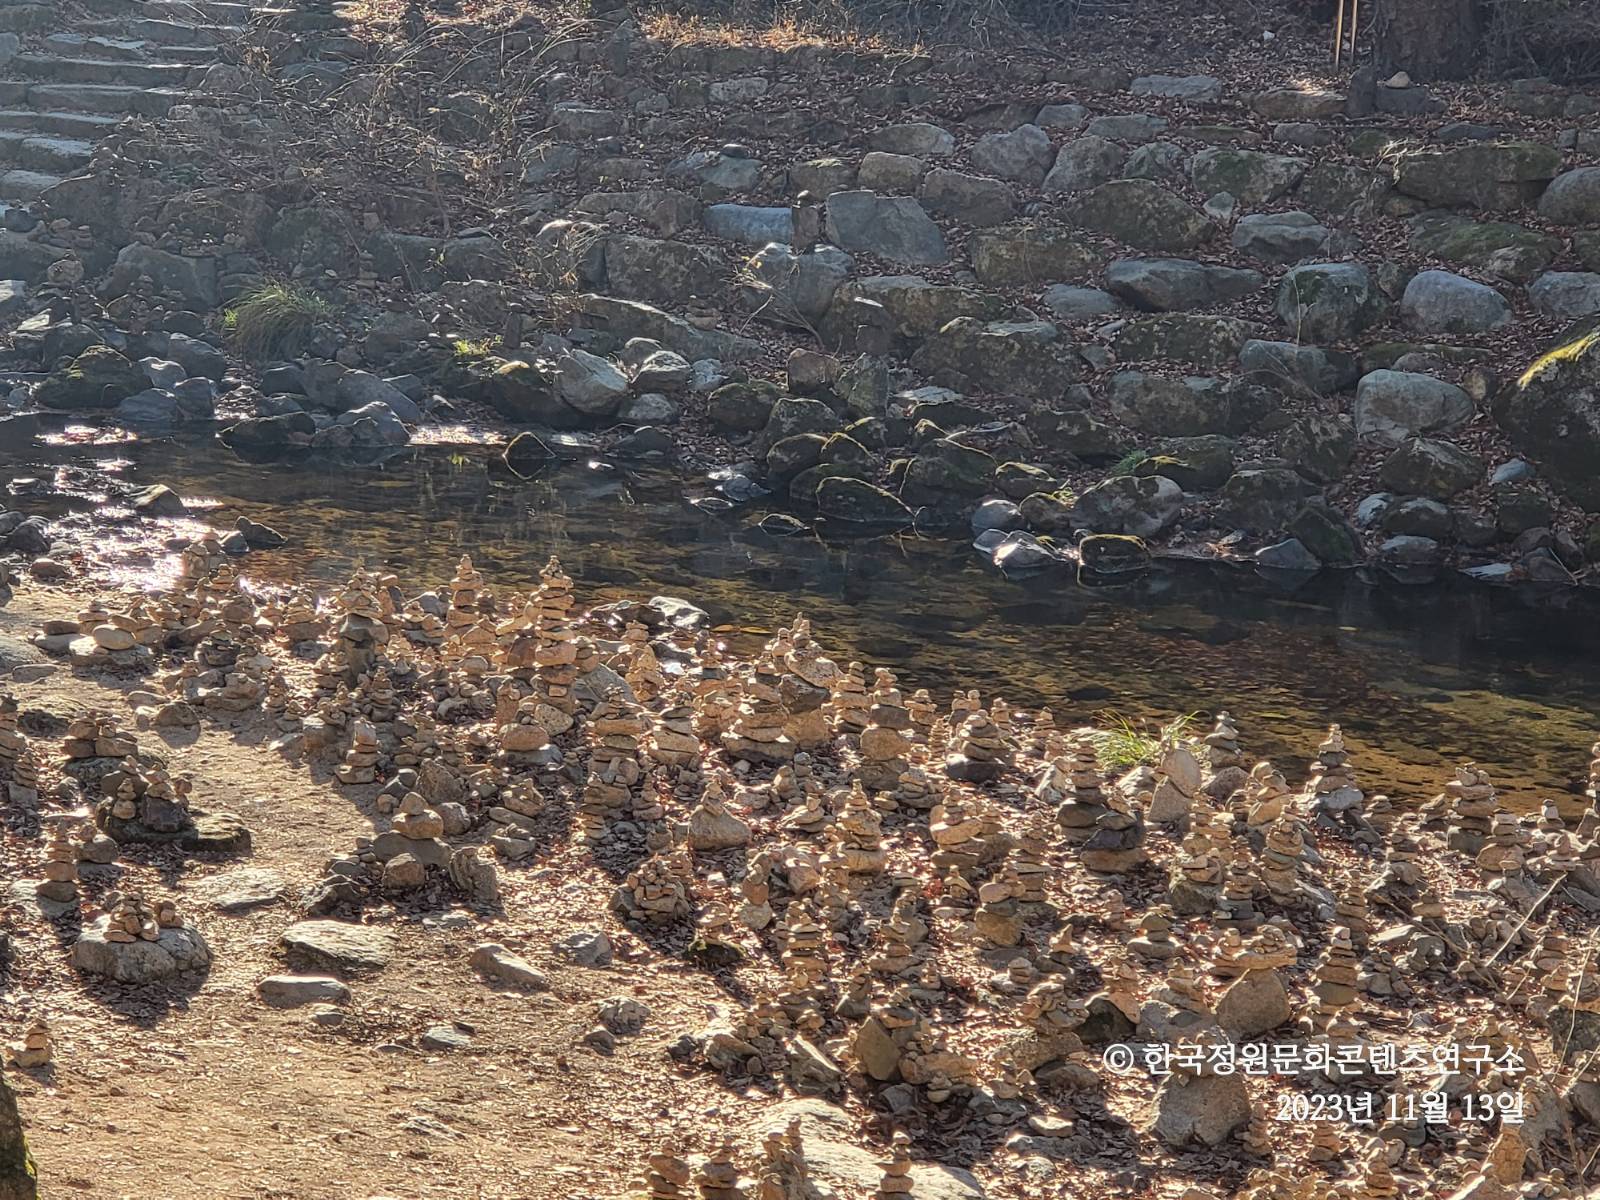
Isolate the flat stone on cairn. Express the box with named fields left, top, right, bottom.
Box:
left=1128, top=907, right=1178, bottom=960
left=1080, top=787, right=1147, bottom=874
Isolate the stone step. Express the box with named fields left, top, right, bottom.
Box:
left=0, top=168, right=60, bottom=202
left=42, top=33, right=150, bottom=61
left=26, top=83, right=187, bottom=116
left=7, top=54, right=194, bottom=86
left=135, top=0, right=255, bottom=24
left=0, top=109, right=120, bottom=138
left=0, top=132, right=94, bottom=174
left=41, top=33, right=219, bottom=66
left=80, top=18, right=231, bottom=47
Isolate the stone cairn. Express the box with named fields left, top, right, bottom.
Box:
left=1582, top=737, right=1600, bottom=839
left=10, top=1020, right=50, bottom=1069
left=101, top=890, right=166, bottom=943
left=37, top=821, right=80, bottom=905
left=337, top=719, right=382, bottom=785
left=1203, top=711, right=1247, bottom=799
left=694, top=1141, right=741, bottom=1200
left=1306, top=926, right=1361, bottom=1032
left=945, top=704, right=1009, bottom=783
left=875, top=1132, right=915, bottom=1198
left=1439, top=764, right=1500, bottom=853
left=638, top=1148, right=691, bottom=1200
left=859, top=668, right=913, bottom=790
left=828, top=661, right=870, bottom=740
left=1304, top=724, right=1365, bottom=829
left=1048, top=739, right=1110, bottom=842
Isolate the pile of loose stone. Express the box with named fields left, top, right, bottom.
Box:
left=10, top=547, right=1600, bottom=1196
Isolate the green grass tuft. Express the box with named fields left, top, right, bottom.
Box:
left=223, top=283, right=334, bottom=361
left=1110, top=449, right=1149, bottom=476
left=1087, top=710, right=1198, bottom=770
left=452, top=337, right=494, bottom=360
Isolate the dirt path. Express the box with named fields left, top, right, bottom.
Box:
left=0, top=582, right=763, bottom=1200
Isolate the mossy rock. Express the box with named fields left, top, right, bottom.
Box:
left=995, top=461, right=1061, bottom=500
left=766, top=433, right=827, bottom=480
left=1189, top=148, right=1305, bottom=204
left=1408, top=213, right=1560, bottom=284
left=1142, top=434, right=1236, bottom=490
left=1286, top=501, right=1362, bottom=565
left=813, top=476, right=912, bottom=525
left=1378, top=437, right=1485, bottom=500
left=1069, top=179, right=1213, bottom=253
left=1112, top=315, right=1263, bottom=371
left=707, top=381, right=780, bottom=433
left=968, top=222, right=1099, bottom=287
left=482, top=358, right=582, bottom=426
left=34, top=345, right=146, bottom=410
left=1079, top=533, right=1151, bottom=574
left=903, top=437, right=997, bottom=499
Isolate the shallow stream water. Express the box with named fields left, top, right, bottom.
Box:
left=6, top=420, right=1600, bottom=811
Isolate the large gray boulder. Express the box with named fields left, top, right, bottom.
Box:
left=1378, top=436, right=1485, bottom=499
left=1494, top=321, right=1600, bottom=509
left=72, top=917, right=212, bottom=983
left=1407, top=213, right=1560, bottom=284
left=1275, top=262, right=1383, bottom=342
left=1232, top=211, right=1338, bottom=264
left=970, top=123, right=1054, bottom=187
left=1528, top=272, right=1600, bottom=321
left=910, top=318, right=1083, bottom=398
left=1393, top=141, right=1562, bottom=211
left=745, top=243, right=852, bottom=324
left=1239, top=339, right=1360, bottom=395
left=1354, top=370, right=1474, bottom=445
left=824, top=191, right=948, bottom=266
left=1188, top=148, right=1306, bottom=204
left=1149, top=1072, right=1253, bottom=1147
left=1041, top=136, right=1125, bottom=194
left=1103, top=257, right=1262, bottom=311
left=280, top=919, right=395, bottom=974
left=969, top=223, right=1098, bottom=287
left=1070, top=475, right=1184, bottom=537
left=1537, top=166, right=1600, bottom=223
left=1069, top=180, right=1213, bottom=252
left=1399, top=270, right=1510, bottom=334
left=1108, top=371, right=1228, bottom=435
left=103, top=244, right=219, bottom=308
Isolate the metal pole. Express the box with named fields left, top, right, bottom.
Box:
left=1347, top=0, right=1361, bottom=62
left=1334, top=0, right=1347, bottom=65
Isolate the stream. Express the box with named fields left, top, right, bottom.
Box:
left=7, top=418, right=1600, bottom=812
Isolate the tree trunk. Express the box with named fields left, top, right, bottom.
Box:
left=0, top=1069, right=37, bottom=1200
left=1373, top=0, right=1483, bottom=81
